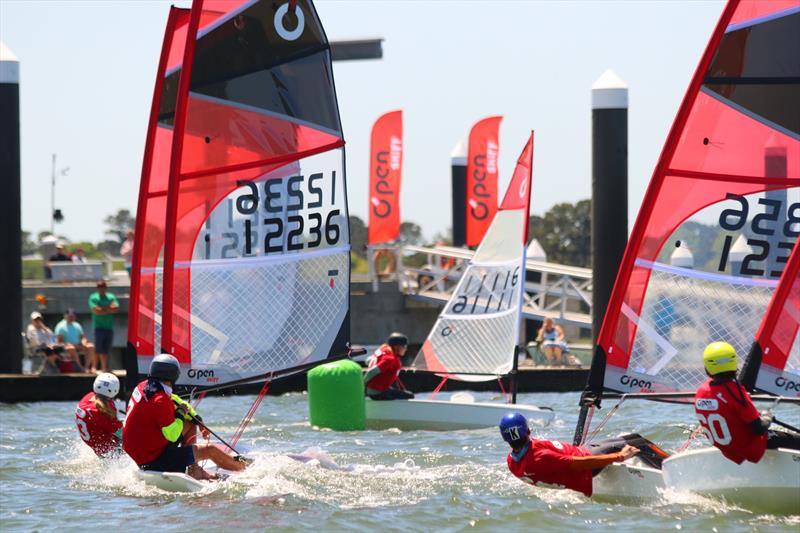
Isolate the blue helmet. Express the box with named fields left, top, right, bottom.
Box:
left=499, top=412, right=530, bottom=445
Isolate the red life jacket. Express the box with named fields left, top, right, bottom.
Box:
left=694, top=378, right=767, bottom=464
left=122, top=380, right=178, bottom=466
left=75, top=392, right=122, bottom=457
left=507, top=438, right=594, bottom=496
left=366, top=345, right=402, bottom=392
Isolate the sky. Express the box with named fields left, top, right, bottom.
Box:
left=0, top=0, right=725, bottom=244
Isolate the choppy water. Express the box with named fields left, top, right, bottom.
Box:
left=1, top=391, right=798, bottom=532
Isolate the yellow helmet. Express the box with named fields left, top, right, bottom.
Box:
left=703, top=342, right=738, bottom=375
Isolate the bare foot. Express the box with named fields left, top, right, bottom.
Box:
left=187, top=464, right=218, bottom=481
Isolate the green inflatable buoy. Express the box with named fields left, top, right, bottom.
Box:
left=308, top=359, right=365, bottom=431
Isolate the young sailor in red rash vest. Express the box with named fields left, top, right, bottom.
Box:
left=123, top=354, right=249, bottom=480
left=364, top=332, right=414, bottom=400
left=694, top=342, right=800, bottom=464
left=75, top=373, right=122, bottom=457
left=500, top=413, right=668, bottom=497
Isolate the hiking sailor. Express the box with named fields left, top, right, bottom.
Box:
left=694, top=342, right=800, bottom=464
left=500, top=412, right=668, bottom=497
left=75, top=373, right=123, bottom=457
left=364, top=332, right=415, bottom=400
left=123, top=354, right=249, bottom=480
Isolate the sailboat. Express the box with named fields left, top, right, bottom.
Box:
left=661, top=239, right=800, bottom=512
left=126, top=0, right=357, bottom=490
left=365, top=133, right=555, bottom=430
left=572, top=0, right=800, bottom=500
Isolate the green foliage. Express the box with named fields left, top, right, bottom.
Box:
left=657, top=221, right=723, bottom=270
left=399, top=221, right=422, bottom=245
left=349, top=215, right=367, bottom=257
left=21, top=231, right=37, bottom=255
left=96, top=240, right=122, bottom=255
left=64, top=241, right=104, bottom=259
left=104, top=209, right=136, bottom=243
left=528, top=199, right=591, bottom=267
left=350, top=252, right=368, bottom=274
left=22, top=259, right=44, bottom=280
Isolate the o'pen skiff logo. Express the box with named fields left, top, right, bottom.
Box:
left=274, top=3, right=305, bottom=41
left=695, top=398, right=718, bottom=411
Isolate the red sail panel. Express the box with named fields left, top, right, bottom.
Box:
left=160, top=0, right=350, bottom=386
left=591, top=0, right=800, bottom=396
left=128, top=7, right=191, bottom=365
left=367, top=110, right=403, bottom=245
left=466, top=116, right=502, bottom=247
left=751, top=242, right=800, bottom=396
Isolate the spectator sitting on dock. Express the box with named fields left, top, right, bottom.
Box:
left=49, top=242, right=71, bottom=262
left=40, top=346, right=62, bottom=375
left=26, top=311, right=84, bottom=372
left=536, top=318, right=567, bottom=365
left=56, top=308, right=97, bottom=373
left=71, top=248, right=88, bottom=263
left=364, top=332, right=415, bottom=400
left=89, top=280, right=119, bottom=373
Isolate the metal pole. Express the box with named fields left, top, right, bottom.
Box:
left=0, top=42, right=22, bottom=373
left=591, top=69, right=628, bottom=343
left=451, top=140, right=467, bottom=247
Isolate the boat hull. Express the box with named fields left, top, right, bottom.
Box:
left=364, top=398, right=554, bottom=430
left=134, top=469, right=208, bottom=493
left=591, top=462, right=664, bottom=502
left=662, top=447, right=800, bottom=513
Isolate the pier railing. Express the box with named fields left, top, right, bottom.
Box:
left=366, top=244, right=592, bottom=326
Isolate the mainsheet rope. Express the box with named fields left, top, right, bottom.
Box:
left=230, top=374, right=273, bottom=449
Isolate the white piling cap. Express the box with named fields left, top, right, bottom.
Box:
left=592, top=69, right=627, bottom=110
left=526, top=238, right=547, bottom=262
left=729, top=234, right=753, bottom=262
left=670, top=241, right=694, bottom=268
left=0, top=42, right=19, bottom=84
left=451, top=139, right=467, bottom=166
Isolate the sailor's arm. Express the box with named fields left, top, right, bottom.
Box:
left=363, top=366, right=381, bottom=384
left=568, top=445, right=638, bottom=471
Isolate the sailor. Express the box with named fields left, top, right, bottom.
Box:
left=500, top=412, right=667, bottom=497
left=123, top=354, right=249, bottom=480
left=694, top=342, right=800, bottom=464
left=364, top=332, right=415, bottom=400
left=75, top=373, right=123, bottom=457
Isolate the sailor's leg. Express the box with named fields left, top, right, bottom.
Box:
left=767, top=429, right=800, bottom=451
left=194, top=443, right=247, bottom=471
left=619, top=433, right=669, bottom=469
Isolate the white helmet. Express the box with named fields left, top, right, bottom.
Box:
left=93, top=373, right=120, bottom=399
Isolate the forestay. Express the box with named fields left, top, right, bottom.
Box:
left=583, top=0, right=800, bottom=399
left=741, top=239, right=800, bottom=397
left=150, top=0, right=349, bottom=388
left=410, top=134, right=534, bottom=381
left=127, top=7, right=192, bottom=384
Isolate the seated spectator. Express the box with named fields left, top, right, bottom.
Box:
left=55, top=308, right=96, bottom=373
left=536, top=318, right=568, bottom=365
left=26, top=311, right=83, bottom=372
left=40, top=346, right=62, bottom=375
left=71, top=248, right=88, bottom=263
left=120, top=231, right=134, bottom=276
left=49, top=243, right=71, bottom=262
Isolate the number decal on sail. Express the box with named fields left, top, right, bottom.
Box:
left=696, top=413, right=732, bottom=445
left=446, top=265, right=520, bottom=316
left=716, top=193, right=799, bottom=277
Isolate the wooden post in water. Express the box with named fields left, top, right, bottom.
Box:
left=0, top=42, right=21, bottom=373
left=591, top=69, right=628, bottom=344
left=451, top=140, right=467, bottom=247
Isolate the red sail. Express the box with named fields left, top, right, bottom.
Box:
left=127, top=7, right=191, bottom=365
left=586, top=0, right=800, bottom=397
left=466, top=116, right=502, bottom=247
left=749, top=241, right=800, bottom=396
left=367, top=110, right=403, bottom=245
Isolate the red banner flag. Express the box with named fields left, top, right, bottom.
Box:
left=466, top=116, right=502, bottom=246
left=368, top=110, right=403, bottom=245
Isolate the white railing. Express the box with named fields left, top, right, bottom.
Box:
left=366, top=244, right=593, bottom=326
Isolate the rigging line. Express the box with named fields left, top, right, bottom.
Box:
left=578, top=405, right=594, bottom=447
left=677, top=425, right=704, bottom=453
left=585, top=396, right=628, bottom=445
left=231, top=374, right=273, bottom=449
left=497, top=377, right=510, bottom=404
left=428, top=376, right=448, bottom=400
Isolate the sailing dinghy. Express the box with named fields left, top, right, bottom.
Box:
left=127, top=0, right=356, bottom=491
left=573, top=0, right=800, bottom=501
left=663, top=224, right=800, bottom=512
left=366, top=134, right=555, bottom=430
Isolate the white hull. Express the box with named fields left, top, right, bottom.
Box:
left=591, top=462, right=664, bottom=502
left=134, top=469, right=208, bottom=493
left=365, top=397, right=554, bottom=430
left=662, top=447, right=800, bottom=513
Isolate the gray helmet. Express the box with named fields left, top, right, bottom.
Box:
left=387, top=332, right=409, bottom=347
left=149, top=354, right=180, bottom=383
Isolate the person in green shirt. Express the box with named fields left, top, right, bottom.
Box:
left=88, top=281, right=119, bottom=373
